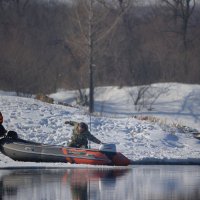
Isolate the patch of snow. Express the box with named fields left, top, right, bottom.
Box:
left=0, top=82, right=200, bottom=168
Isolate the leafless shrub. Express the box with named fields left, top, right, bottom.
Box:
left=76, top=89, right=89, bottom=106
left=128, top=85, right=169, bottom=111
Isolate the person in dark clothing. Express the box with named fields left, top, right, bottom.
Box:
left=65, top=121, right=101, bottom=148
left=0, top=112, right=18, bottom=139
left=0, top=112, right=7, bottom=137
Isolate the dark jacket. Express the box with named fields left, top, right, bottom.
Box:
left=0, top=124, right=7, bottom=137
left=67, top=121, right=101, bottom=148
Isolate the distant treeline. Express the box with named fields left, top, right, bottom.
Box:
left=0, top=0, right=200, bottom=94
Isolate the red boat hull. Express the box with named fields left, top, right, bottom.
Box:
left=62, top=147, right=131, bottom=166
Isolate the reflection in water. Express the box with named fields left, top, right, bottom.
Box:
left=62, top=169, right=127, bottom=200
left=0, top=166, right=200, bottom=200
left=131, top=166, right=200, bottom=200
left=0, top=168, right=130, bottom=200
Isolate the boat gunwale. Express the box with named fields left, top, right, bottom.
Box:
left=10, top=140, right=103, bottom=152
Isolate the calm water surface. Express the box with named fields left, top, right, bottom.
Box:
left=0, top=165, right=200, bottom=200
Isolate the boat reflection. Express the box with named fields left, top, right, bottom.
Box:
left=0, top=168, right=130, bottom=200
left=64, top=168, right=129, bottom=200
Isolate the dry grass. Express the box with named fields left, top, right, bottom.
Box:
left=35, top=94, right=54, bottom=104
left=134, top=115, right=198, bottom=135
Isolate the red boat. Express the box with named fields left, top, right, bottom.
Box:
left=0, top=137, right=131, bottom=166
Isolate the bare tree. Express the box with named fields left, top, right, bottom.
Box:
left=67, top=0, right=130, bottom=113
left=161, top=0, right=196, bottom=48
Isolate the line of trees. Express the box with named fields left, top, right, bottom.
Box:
left=0, top=0, right=200, bottom=96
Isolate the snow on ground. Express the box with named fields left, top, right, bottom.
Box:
left=0, top=82, right=200, bottom=168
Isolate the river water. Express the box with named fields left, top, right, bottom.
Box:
left=0, top=165, right=200, bottom=200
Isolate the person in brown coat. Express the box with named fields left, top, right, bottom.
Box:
left=65, top=121, right=101, bottom=148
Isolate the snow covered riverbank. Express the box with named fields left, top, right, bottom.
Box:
left=0, top=83, right=200, bottom=167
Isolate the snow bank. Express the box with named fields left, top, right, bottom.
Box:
left=0, top=83, right=200, bottom=168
